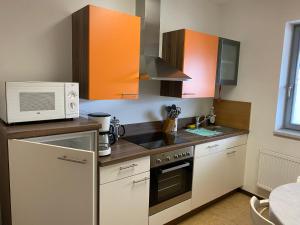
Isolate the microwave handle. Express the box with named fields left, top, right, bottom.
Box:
left=160, top=162, right=190, bottom=174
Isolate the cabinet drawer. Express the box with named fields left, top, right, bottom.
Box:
left=195, top=134, right=247, bottom=158
left=222, top=134, right=247, bottom=149
left=100, top=156, right=150, bottom=184
left=195, top=139, right=224, bottom=158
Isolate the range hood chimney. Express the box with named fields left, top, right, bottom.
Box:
left=136, top=0, right=191, bottom=81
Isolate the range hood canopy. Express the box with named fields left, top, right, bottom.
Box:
left=136, top=0, right=191, bottom=81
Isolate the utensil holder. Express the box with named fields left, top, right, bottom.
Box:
left=163, top=118, right=178, bottom=133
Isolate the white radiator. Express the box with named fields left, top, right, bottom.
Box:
left=257, top=149, right=300, bottom=191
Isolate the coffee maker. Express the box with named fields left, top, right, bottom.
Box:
left=88, top=112, right=115, bottom=156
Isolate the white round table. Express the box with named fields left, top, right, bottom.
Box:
left=269, top=183, right=300, bottom=225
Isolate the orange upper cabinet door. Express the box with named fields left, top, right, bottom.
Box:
left=72, top=5, right=140, bottom=100
left=161, top=29, right=218, bottom=98
left=182, top=30, right=218, bottom=98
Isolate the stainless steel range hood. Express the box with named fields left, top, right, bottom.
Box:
left=136, top=0, right=191, bottom=81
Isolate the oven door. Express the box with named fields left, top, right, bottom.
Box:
left=6, top=82, right=65, bottom=123
left=149, top=158, right=193, bottom=215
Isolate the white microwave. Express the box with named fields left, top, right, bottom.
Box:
left=0, top=82, right=79, bottom=124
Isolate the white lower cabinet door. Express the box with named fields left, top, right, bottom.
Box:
left=100, top=172, right=150, bottom=225
left=191, top=151, right=227, bottom=209
left=8, top=139, right=96, bottom=225
left=224, top=145, right=246, bottom=192
left=192, top=144, right=247, bottom=210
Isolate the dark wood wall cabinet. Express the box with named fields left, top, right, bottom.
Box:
left=216, top=38, right=240, bottom=85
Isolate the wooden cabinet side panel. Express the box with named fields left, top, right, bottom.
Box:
left=182, top=30, right=219, bottom=98
left=160, top=81, right=183, bottom=98
left=0, top=131, right=12, bottom=225
left=162, top=30, right=185, bottom=70
left=160, top=30, right=185, bottom=97
left=89, top=6, right=140, bottom=100
left=72, top=6, right=89, bottom=99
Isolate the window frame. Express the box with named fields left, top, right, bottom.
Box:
left=284, top=25, right=300, bottom=131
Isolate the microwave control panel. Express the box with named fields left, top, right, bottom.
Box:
left=65, top=83, right=79, bottom=118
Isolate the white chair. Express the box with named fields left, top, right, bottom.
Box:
left=250, top=196, right=275, bottom=225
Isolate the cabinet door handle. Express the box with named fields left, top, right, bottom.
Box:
left=57, top=155, right=87, bottom=164
left=182, top=93, right=196, bottom=95
left=288, top=85, right=294, bottom=98
left=121, top=93, right=138, bottom=96
left=133, top=177, right=149, bottom=184
left=207, top=144, right=219, bottom=149
left=160, top=162, right=191, bottom=174
left=226, top=151, right=237, bottom=155
left=227, top=146, right=238, bottom=150
left=119, top=163, right=138, bottom=170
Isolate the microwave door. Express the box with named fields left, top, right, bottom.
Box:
left=6, top=85, right=65, bottom=123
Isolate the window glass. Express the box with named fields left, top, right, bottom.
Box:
left=291, top=63, right=300, bottom=125
left=284, top=25, right=300, bottom=130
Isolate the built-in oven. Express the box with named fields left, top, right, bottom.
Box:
left=149, top=146, right=194, bottom=215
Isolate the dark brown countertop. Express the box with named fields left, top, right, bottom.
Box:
left=0, top=118, right=100, bottom=139
left=98, top=128, right=249, bottom=167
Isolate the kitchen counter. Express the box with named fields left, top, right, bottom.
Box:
left=0, top=118, right=100, bottom=139
left=98, top=128, right=249, bottom=167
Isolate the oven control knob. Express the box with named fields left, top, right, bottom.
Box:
left=182, top=153, right=186, bottom=157
left=166, top=156, right=171, bottom=161
left=186, top=152, right=191, bottom=156
left=178, top=153, right=182, bottom=157
left=174, top=155, right=178, bottom=159
left=156, top=159, right=162, bottom=164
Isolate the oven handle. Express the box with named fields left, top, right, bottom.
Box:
left=160, top=162, right=191, bottom=174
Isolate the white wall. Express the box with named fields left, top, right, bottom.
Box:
left=0, top=0, right=135, bottom=83
left=219, top=0, right=300, bottom=196
left=80, top=82, right=213, bottom=124
left=0, top=0, right=221, bottom=125
left=160, top=0, right=220, bottom=43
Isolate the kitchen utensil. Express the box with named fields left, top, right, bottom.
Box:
left=163, top=118, right=177, bottom=133
left=166, top=105, right=181, bottom=119
left=165, top=104, right=182, bottom=132
left=110, top=116, right=126, bottom=141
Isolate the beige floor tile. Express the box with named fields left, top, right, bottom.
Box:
left=178, top=192, right=254, bottom=225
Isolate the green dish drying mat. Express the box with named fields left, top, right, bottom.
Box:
left=185, top=128, right=222, bottom=137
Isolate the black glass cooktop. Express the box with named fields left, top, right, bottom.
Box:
left=124, top=132, right=188, bottom=149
